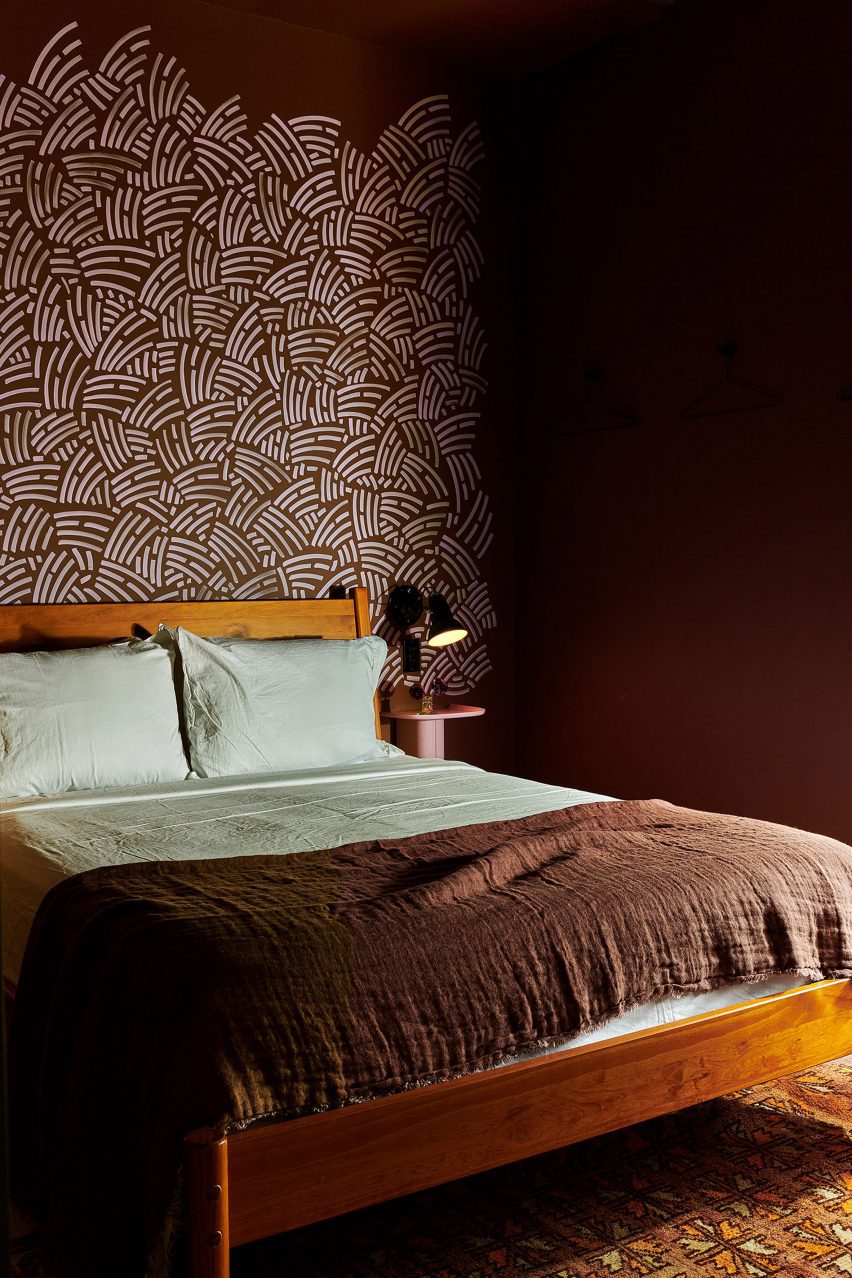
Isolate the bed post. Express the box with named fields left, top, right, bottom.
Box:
left=184, top=1128, right=230, bottom=1278
left=350, top=585, right=381, bottom=737
left=349, top=585, right=371, bottom=638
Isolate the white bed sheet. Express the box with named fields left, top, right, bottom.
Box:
left=0, top=755, right=810, bottom=1047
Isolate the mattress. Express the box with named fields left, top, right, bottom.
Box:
left=0, top=755, right=809, bottom=1038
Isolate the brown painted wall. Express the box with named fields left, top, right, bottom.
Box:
left=1, top=0, right=518, bottom=772
left=517, top=0, right=852, bottom=840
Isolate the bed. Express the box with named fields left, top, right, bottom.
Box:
left=1, top=588, right=850, bottom=1278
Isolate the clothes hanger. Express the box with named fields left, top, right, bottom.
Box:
left=679, top=342, right=781, bottom=420
left=550, top=369, right=638, bottom=435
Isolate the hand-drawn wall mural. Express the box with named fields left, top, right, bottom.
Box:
left=0, top=23, right=495, bottom=691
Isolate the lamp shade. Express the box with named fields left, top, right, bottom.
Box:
left=425, top=593, right=468, bottom=648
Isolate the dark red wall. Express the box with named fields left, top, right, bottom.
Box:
left=517, top=0, right=852, bottom=839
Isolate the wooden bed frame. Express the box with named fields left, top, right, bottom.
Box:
left=1, top=589, right=850, bottom=1278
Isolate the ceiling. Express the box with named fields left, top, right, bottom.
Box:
left=203, top=0, right=681, bottom=75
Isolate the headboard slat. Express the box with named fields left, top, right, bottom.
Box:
left=0, top=597, right=363, bottom=650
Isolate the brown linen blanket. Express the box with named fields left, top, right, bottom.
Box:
left=9, top=798, right=852, bottom=1277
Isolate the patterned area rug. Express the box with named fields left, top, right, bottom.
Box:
left=12, top=1057, right=852, bottom=1278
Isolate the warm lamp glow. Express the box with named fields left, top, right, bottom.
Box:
left=425, top=594, right=468, bottom=649
left=426, top=626, right=468, bottom=649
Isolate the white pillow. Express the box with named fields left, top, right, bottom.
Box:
left=0, top=640, right=190, bottom=799
left=169, top=628, right=387, bottom=778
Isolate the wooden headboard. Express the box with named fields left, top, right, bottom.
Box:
left=0, top=586, right=380, bottom=735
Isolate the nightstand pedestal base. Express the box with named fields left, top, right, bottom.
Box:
left=381, top=704, right=485, bottom=761
left=395, top=716, right=445, bottom=759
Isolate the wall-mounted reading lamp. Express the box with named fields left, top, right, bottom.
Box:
left=424, top=593, right=468, bottom=648
left=387, top=584, right=468, bottom=673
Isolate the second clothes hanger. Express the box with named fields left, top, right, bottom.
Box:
left=679, top=342, right=781, bottom=419
left=551, top=369, right=638, bottom=435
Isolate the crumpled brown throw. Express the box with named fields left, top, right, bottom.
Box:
left=9, top=798, right=852, bottom=1278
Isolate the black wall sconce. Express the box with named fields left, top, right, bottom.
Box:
left=424, top=593, right=468, bottom=648
left=387, top=585, right=469, bottom=673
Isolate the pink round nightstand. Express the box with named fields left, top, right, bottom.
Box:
left=380, top=704, right=485, bottom=760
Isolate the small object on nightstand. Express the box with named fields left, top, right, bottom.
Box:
left=408, top=677, right=447, bottom=716
left=381, top=702, right=485, bottom=760
left=408, top=682, right=433, bottom=713
left=419, top=676, right=448, bottom=715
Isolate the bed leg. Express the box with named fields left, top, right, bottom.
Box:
left=184, top=1128, right=230, bottom=1278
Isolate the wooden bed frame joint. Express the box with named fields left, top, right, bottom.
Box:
left=184, top=1129, right=229, bottom=1278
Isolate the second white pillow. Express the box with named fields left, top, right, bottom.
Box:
left=169, top=628, right=388, bottom=778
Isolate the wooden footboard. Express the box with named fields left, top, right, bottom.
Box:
left=184, top=977, right=852, bottom=1278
